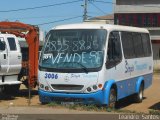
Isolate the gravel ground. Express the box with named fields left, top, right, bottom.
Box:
left=0, top=73, right=159, bottom=114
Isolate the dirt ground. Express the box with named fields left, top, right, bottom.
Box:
left=0, top=73, right=159, bottom=113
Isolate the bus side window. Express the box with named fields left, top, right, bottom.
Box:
left=106, top=31, right=122, bottom=69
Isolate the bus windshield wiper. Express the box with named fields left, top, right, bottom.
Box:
left=61, top=62, right=88, bottom=73
left=72, top=62, right=88, bottom=74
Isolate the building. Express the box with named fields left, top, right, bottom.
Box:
left=114, top=0, right=160, bottom=69
left=88, top=14, right=114, bottom=24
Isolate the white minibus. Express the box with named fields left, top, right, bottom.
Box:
left=38, top=23, right=153, bottom=108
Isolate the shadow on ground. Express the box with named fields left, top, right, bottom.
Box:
left=0, top=88, right=38, bottom=101
left=116, top=95, right=146, bottom=109
left=149, top=102, right=160, bottom=110
left=0, top=88, right=148, bottom=109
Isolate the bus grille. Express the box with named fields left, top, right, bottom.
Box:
left=51, top=84, right=84, bottom=90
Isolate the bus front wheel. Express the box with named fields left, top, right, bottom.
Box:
left=108, top=88, right=117, bottom=109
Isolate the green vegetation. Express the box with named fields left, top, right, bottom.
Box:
left=47, top=102, right=144, bottom=114
left=47, top=102, right=59, bottom=107
left=153, top=69, right=160, bottom=74
left=149, top=110, right=160, bottom=115
left=47, top=102, right=160, bottom=115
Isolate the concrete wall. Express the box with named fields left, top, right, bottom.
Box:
left=152, top=43, right=160, bottom=69
left=116, top=0, right=160, bottom=5
left=114, top=0, right=160, bottom=69
left=149, top=29, right=160, bottom=40
left=114, top=0, right=160, bottom=13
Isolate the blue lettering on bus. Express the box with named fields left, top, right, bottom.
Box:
left=125, top=60, right=134, bottom=73
left=135, top=64, right=147, bottom=70
left=45, top=73, right=58, bottom=79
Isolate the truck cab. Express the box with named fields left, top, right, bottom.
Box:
left=0, top=34, right=22, bottom=93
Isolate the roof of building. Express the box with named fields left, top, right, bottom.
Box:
left=90, top=14, right=114, bottom=20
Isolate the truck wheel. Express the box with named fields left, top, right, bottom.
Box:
left=134, top=83, right=144, bottom=103
left=3, top=84, right=20, bottom=95
left=108, top=88, right=117, bottom=109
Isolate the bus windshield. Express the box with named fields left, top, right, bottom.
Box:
left=39, top=29, right=107, bottom=73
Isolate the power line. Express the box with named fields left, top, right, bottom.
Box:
left=0, top=0, right=82, bottom=13
left=90, top=2, right=106, bottom=14
left=2, top=15, right=79, bottom=20
left=37, top=16, right=82, bottom=26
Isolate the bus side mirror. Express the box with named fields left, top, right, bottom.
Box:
left=0, top=41, right=6, bottom=51
left=39, top=51, right=42, bottom=60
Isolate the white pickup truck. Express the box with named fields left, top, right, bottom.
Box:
left=0, top=34, right=22, bottom=93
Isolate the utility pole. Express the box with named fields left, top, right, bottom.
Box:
left=83, top=0, right=88, bottom=21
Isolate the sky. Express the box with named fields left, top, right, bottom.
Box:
left=0, top=0, right=113, bottom=32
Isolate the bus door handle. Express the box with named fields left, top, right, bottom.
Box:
left=18, top=55, right=21, bottom=59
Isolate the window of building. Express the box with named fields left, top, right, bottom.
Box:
left=144, top=15, right=147, bottom=27
left=137, top=15, right=142, bottom=27
left=129, top=15, right=134, bottom=26
left=114, top=15, right=119, bottom=25
left=121, top=15, right=126, bottom=25
left=152, top=14, right=158, bottom=27
left=143, top=15, right=152, bottom=27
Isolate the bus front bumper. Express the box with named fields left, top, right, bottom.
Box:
left=39, top=89, right=106, bottom=105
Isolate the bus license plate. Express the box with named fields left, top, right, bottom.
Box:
left=61, top=102, right=74, bottom=105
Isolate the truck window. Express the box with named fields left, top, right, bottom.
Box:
left=7, top=37, right=17, bottom=51
left=0, top=37, right=5, bottom=51
left=106, top=31, right=122, bottom=69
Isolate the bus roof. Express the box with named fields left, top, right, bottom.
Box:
left=52, top=23, right=149, bottom=33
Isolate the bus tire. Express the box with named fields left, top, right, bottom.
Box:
left=134, top=83, right=144, bottom=103
left=108, top=88, right=117, bottom=109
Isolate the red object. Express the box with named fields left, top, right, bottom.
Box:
left=152, top=40, right=160, bottom=44
left=0, top=21, right=39, bottom=88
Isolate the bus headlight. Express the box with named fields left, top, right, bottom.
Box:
left=87, top=87, right=92, bottom=92
left=45, top=86, right=49, bottom=91
left=85, top=84, right=103, bottom=93
left=92, top=85, right=98, bottom=90
left=39, top=84, right=44, bottom=89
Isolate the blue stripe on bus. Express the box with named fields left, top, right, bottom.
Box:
left=39, top=89, right=104, bottom=104
left=116, top=73, right=152, bottom=100
left=38, top=73, right=153, bottom=105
